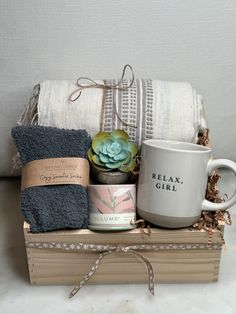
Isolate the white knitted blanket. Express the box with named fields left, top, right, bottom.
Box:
left=19, top=79, right=207, bottom=145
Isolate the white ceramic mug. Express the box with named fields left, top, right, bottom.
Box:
left=137, top=139, right=236, bottom=228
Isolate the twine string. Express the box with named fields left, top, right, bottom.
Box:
left=69, top=64, right=137, bottom=128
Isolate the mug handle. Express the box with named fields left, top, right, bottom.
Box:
left=202, top=159, right=236, bottom=211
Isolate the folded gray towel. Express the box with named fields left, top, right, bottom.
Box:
left=12, top=125, right=91, bottom=233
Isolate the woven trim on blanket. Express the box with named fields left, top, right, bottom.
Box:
left=101, top=79, right=154, bottom=147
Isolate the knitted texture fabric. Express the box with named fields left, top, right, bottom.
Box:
left=12, top=125, right=91, bottom=233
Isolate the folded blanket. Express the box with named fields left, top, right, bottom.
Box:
left=18, top=79, right=207, bottom=146
left=12, top=125, right=91, bottom=233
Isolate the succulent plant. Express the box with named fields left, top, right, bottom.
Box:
left=88, top=129, right=139, bottom=173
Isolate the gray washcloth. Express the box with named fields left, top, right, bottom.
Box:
left=12, top=125, right=91, bottom=233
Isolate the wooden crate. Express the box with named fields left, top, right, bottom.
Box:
left=23, top=222, right=223, bottom=286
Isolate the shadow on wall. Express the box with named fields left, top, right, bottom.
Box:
left=0, top=86, right=33, bottom=177
left=0, top=178, right=28, bottom=282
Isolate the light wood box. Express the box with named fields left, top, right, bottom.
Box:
left=24, top=222, right=223, bottom=285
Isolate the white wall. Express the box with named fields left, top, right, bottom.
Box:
left=0, top=0, right=236, bottom=175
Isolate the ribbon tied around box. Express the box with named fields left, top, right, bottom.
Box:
left=25, top=240, right=223, bottom=298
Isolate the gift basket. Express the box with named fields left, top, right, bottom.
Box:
left=12, top=65, right=236, bottom=298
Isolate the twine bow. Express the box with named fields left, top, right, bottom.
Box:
left=69, top=64, right=137, bottom=128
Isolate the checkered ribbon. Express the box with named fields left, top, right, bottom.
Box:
left=69, top=247, right=155, bottom=298
left=25, top=241, right=222, bottom=298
